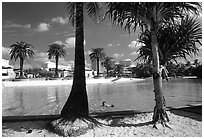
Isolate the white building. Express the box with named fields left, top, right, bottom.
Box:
left=119, top=59, right=132, bottom=67
left=42, top=61, right=73, bottom=71
left=2, top=59, right=16, bottom=80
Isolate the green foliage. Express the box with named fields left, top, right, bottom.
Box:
left=101, top=56, right=115, bottom=76
left=89, top=48, right=106, bottom=61
left=47, top=42, right=67, bottom=60
left=89, top=48, right=106, bottom=76
left=9, top=41, right=35, bottom=78
left=10, top=41, right=35, bottom=61
left=113, top=64, right=124, bottom=77
left=136, top=15, right=202, bottom=65
left=131, top=63, right=153, bottom=78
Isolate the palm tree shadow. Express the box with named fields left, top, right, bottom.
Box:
left=170, top=109, right=202, bottom=122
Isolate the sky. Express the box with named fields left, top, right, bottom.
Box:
left=2, top=2, right=202, bottom=69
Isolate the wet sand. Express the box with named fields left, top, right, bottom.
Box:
left=2, top=109, right=202, bottom=137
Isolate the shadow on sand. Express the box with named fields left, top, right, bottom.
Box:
left=170, top=109, right=202, bottom=121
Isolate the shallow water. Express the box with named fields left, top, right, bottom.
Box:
left=2, top=77, right=202, bottom=116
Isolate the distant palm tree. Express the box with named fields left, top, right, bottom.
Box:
left=114, top=64, right=123, bottom=78
left=89, top=48, right=106, bottom=76
left=136, top=15, right=202, bottom=66
left=47, top=42, right=67, bottom=77
left=9, top=41, right=35, bottom=78
left=101, top=56, right=115, bottom=77
left=107, top=2, right=201, bottom=126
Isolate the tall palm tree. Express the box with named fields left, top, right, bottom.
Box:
left=101, top=56, right=115, bottom=77
left=89, top=48, right=106, bottom=76
left=107, top=2, right=201, bottom=127
left=9, top=41, right=35, bottom=78
left=136, top=15, right=202, bottom=66
left=60, top=2, right=103, bottom=120
left=47, top=42, right=67, bottom=77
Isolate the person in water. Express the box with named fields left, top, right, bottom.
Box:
left=101, top=101, right=114, bottom=107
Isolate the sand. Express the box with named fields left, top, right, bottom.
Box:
left=2, top=77, right=145, bottom=87
left=2, top=110, right=202, bottom=137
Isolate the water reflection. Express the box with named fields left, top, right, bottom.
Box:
left=2, top=78, right=202, bottom=116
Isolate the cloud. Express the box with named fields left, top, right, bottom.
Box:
left=65, top=37, right=86, bottom=48
left=33, top=52, right=49, bottom=63
left=53, top=31, right=74, bottom=37
left=35, top=23, right=51, bottom=32
left=85, top=60, right=91, bottom=68
left=85, top=50, right=92, bottom=56
left=2, top=46, right=11, bottom=60
left=130, top=51, right=138, bottom=56
left=125, top=59, right=131, bottom=61
left=51, top=16, right=68, bottom=25
left=107, top=43, right=113, bottom=47
left=3, top=20, right=31, bottom=29
left=128, top=41, right=137, bottom=49
left=65, top=37, right=75, bottom=48
left=112, top=53, right=124, bottom=59
left=128, top=40, right=144, bottom=49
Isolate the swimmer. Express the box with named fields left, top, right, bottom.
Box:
left=101, top=101, right=114, bottom=107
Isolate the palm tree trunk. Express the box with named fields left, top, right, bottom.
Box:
left=19, top=58, right=24, bottom=78
left=96, top=58, right=100, bottom=76
left=151, top=27, right=169, bottom=125
left=55, top=55, right=59, bottom=77
left=61, top=2, right=89, bottom=120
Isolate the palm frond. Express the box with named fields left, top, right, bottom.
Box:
left=67, top=2, right=77, bottom=26
left=85, top=2, right=104, bottom=23
left=135, top=14, right=201, bottom=65
left=89, top=47, right=106, bottom=60
left=9, top=41, right=35, bottom=61
left=47, top=42, right=67, bottom=59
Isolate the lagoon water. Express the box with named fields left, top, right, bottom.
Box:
left=2, top=77, right=202, bottom=116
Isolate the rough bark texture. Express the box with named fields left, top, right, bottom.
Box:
left=19, top=58, right=24, bottom=78
left=96, top=58, right=100, bottom=76
left=55, top=55, right=59, bottom=77
left=151, top=27, right=169, bottom=127
left=61, top=2, right=89, bottom=120
left=49, top=3, right=92, bottom=137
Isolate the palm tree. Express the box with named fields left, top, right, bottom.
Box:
left=101, top=56, right=115, bottom=77
left=9, top=41, right=35, bottom=78
left=136, top=15, right=202, bottom=67
left=89, top=48, right=106, bottom=76
left=50, top=3, right=103, bottom=136
left=114, top=64, right=123, bottom=78
left=47, top=42, right=67, bottom=77
left=60, top=2, right=103, bottom=121
left=107, top=2, right=201, bottom=127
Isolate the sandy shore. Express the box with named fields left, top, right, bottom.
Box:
left=2, top=109, right=202, bottom=137
left=2, top=77, right=145, bottom=87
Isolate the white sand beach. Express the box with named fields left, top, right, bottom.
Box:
left=2, top=77, right=145, bottom=87
left=2, top=110, right=202, bottom=137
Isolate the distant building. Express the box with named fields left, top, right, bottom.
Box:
left=41, top=61, right=93, bottom=78
left=41, top=61, right=73, bottom=77
left=42, top=61, right=73, bottom=71
left=119, top=59, right=132, bottom=67
left=119, top=60, right=135, bottom=77
left=2, top=59, right=16, bottom=80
